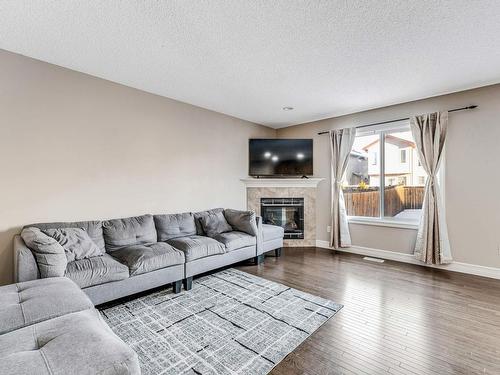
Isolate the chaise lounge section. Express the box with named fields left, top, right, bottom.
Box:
left=0, top=277, right=140, bottom=375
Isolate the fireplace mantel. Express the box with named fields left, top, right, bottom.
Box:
left=240, top=177, right=324, bottom=188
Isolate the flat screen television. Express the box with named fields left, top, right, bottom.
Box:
left=249, top=139, right=313, bottom=177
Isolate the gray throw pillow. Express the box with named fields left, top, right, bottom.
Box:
left=194, top=208, right=224, bottom=235
left=21, top=227, right=67, bottom=278
left=224, top=209, right=258, bottom=236
left=42, top=228, right=103, bottom=262
left=199, top=211, right=233, bottom=238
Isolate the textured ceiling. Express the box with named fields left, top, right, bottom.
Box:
left=1, top=1, right=500, bottom=128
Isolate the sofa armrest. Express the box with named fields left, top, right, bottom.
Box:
left=14, top=235, right=40, bottom=282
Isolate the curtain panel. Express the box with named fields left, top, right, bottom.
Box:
left=410, top=111, right=452, bottom=264
left=329, top=128, right=356, bottom=249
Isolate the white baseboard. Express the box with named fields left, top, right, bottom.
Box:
left=316, top=240, right=500, bottom=280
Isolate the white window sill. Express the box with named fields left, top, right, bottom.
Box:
left=348, top=217, right=419, bottom=230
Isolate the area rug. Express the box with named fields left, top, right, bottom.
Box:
left=99, top=269, right=343, bottom=375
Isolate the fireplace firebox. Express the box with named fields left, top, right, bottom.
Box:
left=261, top=198, right=304, bottom=239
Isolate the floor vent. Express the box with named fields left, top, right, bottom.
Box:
left=363, top=256, right=385, bottom=263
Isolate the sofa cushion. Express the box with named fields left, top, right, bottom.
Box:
left=103, top=214, right=157, bottom=252
left=42, top=228, right=103, bottom=262
left=154, top=212, right=196, bottom=241
left=167, top=235, right=226, bottom=262
left=20, top=227, right=67, bottom=278
left=110, top=242, right=185, bottom=276
left=0, top=309, right=141, bottom=375
left=0, top=277, right=93, bottom=335
left=193, top=208, right=224, bottom=235
left=199, top=211, right=233, bottom=238
left=224, top=209, right=258, bottom=236
left=262, top=224, right=285, bottom=242
left=65, top=254, right=129, bottom=288
left=27, top=220, right=105, bottom=254
left=214, top=231, right=257, bottom=252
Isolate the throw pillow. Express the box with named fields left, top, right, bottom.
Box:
left=21, top=227, right=67, bottom=278
left=193, top=208, right=224, bottom=235
left=42, top=227, right=103, bottom=262
left=199, top=211, right=233, bottom=238
left=224, top=209, right=258, bottom=236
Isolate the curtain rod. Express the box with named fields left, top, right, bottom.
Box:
left=317, top=105, right=477, bottom=135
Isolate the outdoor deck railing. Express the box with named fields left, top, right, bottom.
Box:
left=343, top=185, right=424, bottom=217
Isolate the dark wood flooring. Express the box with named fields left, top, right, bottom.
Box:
left=236, top=247, right=500, bottom=375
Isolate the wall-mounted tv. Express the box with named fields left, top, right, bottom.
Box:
left=249, top=139, right=313, bottom=177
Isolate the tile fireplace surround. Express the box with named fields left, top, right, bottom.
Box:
left=241, top=178, right=324, bottom=247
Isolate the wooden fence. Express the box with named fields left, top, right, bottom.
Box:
left=343, top=186, right=424, bottom=217
left=343, top=187, right=380, bottom=217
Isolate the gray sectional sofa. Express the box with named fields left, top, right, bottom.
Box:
left=14, top=208, right=267, bottom=305
left=5, top=208, right=284, bottom=375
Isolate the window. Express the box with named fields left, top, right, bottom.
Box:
left=343, top=134, right=380, bottom=217
left=342, top=121, right=430, bottom=223
left=400, top=149, right=407, bottom=163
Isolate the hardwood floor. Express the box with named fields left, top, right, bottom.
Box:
left=236, top=247, right=500, bottom=375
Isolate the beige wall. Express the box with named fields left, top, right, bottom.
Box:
left=2, top=49, right=499, bottom=285
left=0, top=50, right=275, bottom=285
left=277, top=84, right=500, bottom=268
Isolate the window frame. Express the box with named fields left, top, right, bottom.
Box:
left=346, top=121, right=445, bottom=229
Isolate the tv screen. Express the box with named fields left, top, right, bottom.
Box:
left=249, top=139, right=313, bottom=177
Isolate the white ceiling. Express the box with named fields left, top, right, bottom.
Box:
left=2, top=1, right=500, bottom=128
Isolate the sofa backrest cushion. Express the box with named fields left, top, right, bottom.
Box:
left=224, top=209, right=258, bottom=236
left=26, top=220, right=105, bottom=254
left=102, top=214, right=157, bottom=252
left=21, top=227, right=67, bottom=278
left=199, top=211, right=233, bottom=238
left=42, top=228, right=103, bottom=262
left=193, top=208, right=224, bottom=235
left=154, top=213, right=196, bottom=242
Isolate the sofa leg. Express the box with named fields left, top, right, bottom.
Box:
left=183, top=277, right=193, bottom=291
left=172, top=280, right=182, bottom=294
left=274, top=248, right=282, bottom=257
left=253, top=254, right=265, bottom=265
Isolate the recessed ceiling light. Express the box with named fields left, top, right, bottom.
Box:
left=282, top=107, right=294, bottom=111
left=264, top=151, right=271, bottom=158
left=271, top=155, right=279, bottom=162
left=297, top=153, right=304, bottom=160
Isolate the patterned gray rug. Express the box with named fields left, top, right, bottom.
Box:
left=100, top=269, right=343, bottom=375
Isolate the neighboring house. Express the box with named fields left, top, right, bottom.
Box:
left=345, top=150, right=368, bottom=185
left=362, top=135, right=426, bottom=186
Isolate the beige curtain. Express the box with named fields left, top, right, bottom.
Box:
left=410, top=111, right=452, bottom=264
left=329, top=128, right=356, bottom=249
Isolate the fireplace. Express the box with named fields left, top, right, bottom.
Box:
left=261, top=198, right=304, bottom=239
